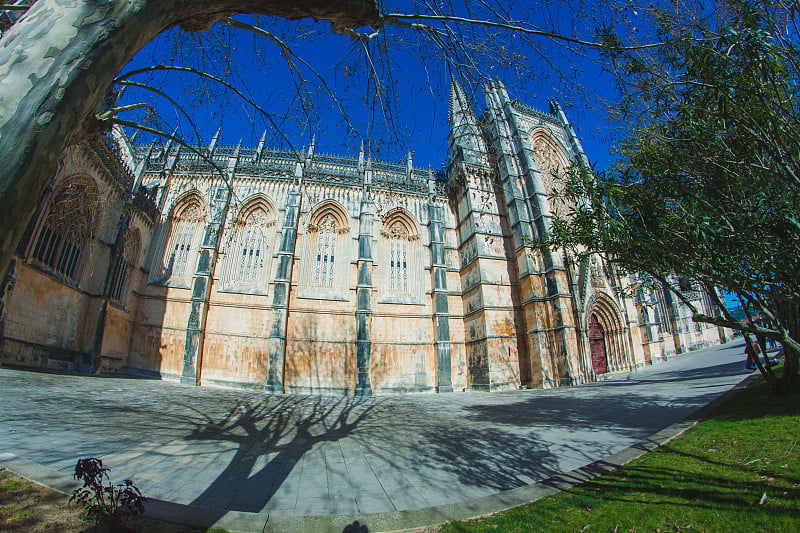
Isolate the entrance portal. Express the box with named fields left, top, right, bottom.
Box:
left=589, top=314, right=608, bottom=374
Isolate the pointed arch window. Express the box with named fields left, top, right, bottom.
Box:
left=530, top=130, right=573, bottom=219
left=222, top=199, right=274, bottom=292
left=151, top=194, right=205, bottom=283
left=314, top=214, right=338, bottom=288
left=237, top=215, right=266, bottom=283
left=31, top=177, right=99, bottom=285
left=379, top=210, right=422, bottom=303
left=108, top=229, right=140, bottom=304
left=299, top=202, right=350, bottom=299
left=171, top=217, right=199, bottom=278
left=388, top=222, right=409, bottom=293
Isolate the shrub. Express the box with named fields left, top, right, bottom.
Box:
left=70, top=457, right=146, bottom=532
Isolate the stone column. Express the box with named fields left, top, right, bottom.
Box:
left=265, top=173, right=303, bottom=392
left=428, top=173, right=453, bottom=392
left=180, top=183, right=229, bottom=385
left=354, top=161, right=374, bottom=396
left=180, top=141, right=238, bottom=385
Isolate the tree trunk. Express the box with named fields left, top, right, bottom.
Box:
left=744, top=333, right=781, bottom=393
left=0, top=0, right=379, bottom=277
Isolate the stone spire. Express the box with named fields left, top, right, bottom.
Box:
left=207, top=127, right=221, bottom=155
left=255, top=130, right=267, bottom=161
left=132, top=141, right=156, bottom=188
left=448, top=79, right=486, bottom=165
left=228, top=139, right=242, bottom=172
left=549, top=99, right=591, bottom=168
left=306, top=134, right=316, bottom=161
left=162, top=127, right=179, bottom=159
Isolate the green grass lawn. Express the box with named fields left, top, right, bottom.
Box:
left=441, top=371, right=800, bottom=533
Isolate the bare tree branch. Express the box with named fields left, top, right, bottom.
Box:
left=116, top=65, right=302, bottom=160
left=109, top=118, right=239, bottom=204
left=383, top=12, right=663, bottom=51
left=114, top=80, right=205, bottom=146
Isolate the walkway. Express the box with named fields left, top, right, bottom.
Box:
left=0, top=340, right=754, bottom=532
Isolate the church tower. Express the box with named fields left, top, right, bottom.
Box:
left=480, top=79, right=577, bottom=388
left=448, top=81, right=530, bottom=390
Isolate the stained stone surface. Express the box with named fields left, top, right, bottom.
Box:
left=0, top=340, right=755, bottom=517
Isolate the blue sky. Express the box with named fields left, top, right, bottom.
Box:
left=116, top=3, right=630, bottom=171
left=113, top=3, right=756, bottom=312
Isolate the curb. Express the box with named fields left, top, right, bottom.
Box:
left=0, top=372, right=759, bottom=533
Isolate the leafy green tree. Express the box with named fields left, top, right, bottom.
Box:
left=542, top=0, right=800, bottom=391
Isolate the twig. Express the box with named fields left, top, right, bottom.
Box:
left=383, top=13, right=664, bottom=51
left=115, top=65, right=301, bottom=161
left=108, top=118, right=238, bottom=203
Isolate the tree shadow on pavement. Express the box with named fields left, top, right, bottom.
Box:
left=175, top=394, right=390, bottom=514
left=600, top=358, right=750, bottom=387
left=411, top=424, right=563, bottom=492
left=459, top=391, right=709, bottom=435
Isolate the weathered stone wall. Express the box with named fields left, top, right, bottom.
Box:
left=1, top=141, right=155, bottom=373
left=2, top=264, right=88, bottom=369
left=0, top=88, right=732, bottom=395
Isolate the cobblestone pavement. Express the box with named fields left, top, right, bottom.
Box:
left=0, top=341, right=753, bottom=518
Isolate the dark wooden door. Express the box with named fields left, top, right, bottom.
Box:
left=589, top=314, right=608, bottom=374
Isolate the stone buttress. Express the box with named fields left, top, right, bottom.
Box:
left=354, top=158, right=374, bottom=396
left=265, top=154, right=305, bottom=392
left=428, top=168, right=454, bottom=392
left=180, top=139, right=237, bottom=385
left=0, top=82, right=731, bottom=394
left=449, top=81, right=526, bottom=391
left=481, top=81, right=579, bottom=388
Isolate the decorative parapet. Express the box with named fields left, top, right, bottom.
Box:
left=88, top=136, right=135, bottom=190
left=510, top=100, right=563, bottom=126
left=135, top=143, right=447, bottom=198
left=132, top=187, right=160, bottom=225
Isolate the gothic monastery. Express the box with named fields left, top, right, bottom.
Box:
left=0, top=81, right=730, bottom=395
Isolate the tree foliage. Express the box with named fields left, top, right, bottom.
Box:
left=543, top=0, right=800, bottom=391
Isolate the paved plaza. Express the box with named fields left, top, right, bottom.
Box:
left=0, top=340, right=756, bottom=532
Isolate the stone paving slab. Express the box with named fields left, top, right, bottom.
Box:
left=0, top=340, right=761, bottom=531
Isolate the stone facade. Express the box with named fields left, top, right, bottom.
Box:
left=0, top=80, right=731, bottom=395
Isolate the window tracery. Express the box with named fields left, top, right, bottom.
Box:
left=108, top=228, right=140, bottom=303
left=530, top=131, right=573, bottom=218
left=314, top=214, right=338, bottom=288
left=379, top=210, right=421, bottom=301
left=222, top=199, right=274, bottom=291
left=388, top=222, right=409, bottom=293
left=169, top=203, right=202, bottom=278
left=299, top=201, right=350, bottom=298
left=152, top=193, right=205, bottom=283
left=31, top=177, right=99, bottom=284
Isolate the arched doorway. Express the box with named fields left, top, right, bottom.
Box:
left=588, top=314, right=608, bottom=374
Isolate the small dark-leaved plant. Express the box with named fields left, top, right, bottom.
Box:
left=70, top=457, right=146, bottom=532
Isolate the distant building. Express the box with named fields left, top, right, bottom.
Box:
left=0, top=80, right=730, bottom=394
